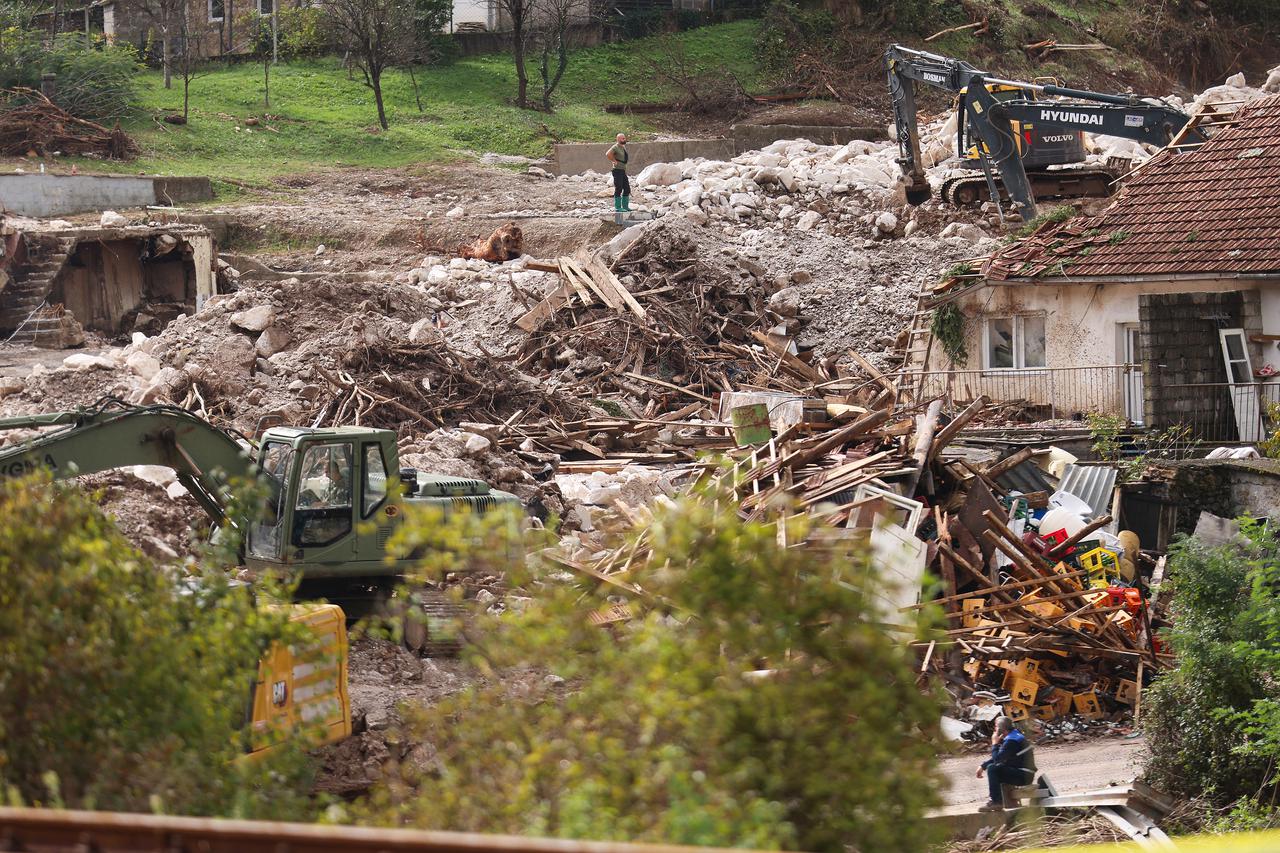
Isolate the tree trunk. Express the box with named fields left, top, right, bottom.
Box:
left=162, top=31, right=172, bottom=89
left=372, top=69, right=388, bottom=129
left=183, top=75, right=190, bottom=118
left=408, top=64, right=423, bottom=112
left=513, top=32, right=528, bottom=108
left=263, top=56, right=270, bottom=107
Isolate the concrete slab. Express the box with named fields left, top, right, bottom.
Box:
left=551, top=139, right=734, bottom=176
left=730, top=123, right=886, bottom=154
left=0, top=174, right=213, bottom=218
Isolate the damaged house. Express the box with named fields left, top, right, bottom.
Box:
left=916, top=93, right=1280, bottom=442
left=0, top=219, right=215, bottom=347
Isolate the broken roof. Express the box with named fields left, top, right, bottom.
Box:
left=984, top=93, right=1280, bottom=281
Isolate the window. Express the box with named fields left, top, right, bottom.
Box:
left=984, top=315, right=1046, bottom=370
left=362, top=443, right=388, bottom=518
left=260, top=0, right=273, bottom=14
left=209, top=0, right=224, bottom=21
left=293, top=443, right=353, bottom=547
left=248, top=441, right=294, bottom=560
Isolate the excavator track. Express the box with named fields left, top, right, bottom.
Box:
left=940, top=167, right=1116, bottom=208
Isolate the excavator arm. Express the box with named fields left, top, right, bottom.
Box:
left=884, top=44, right=984, bottom=205
left=0, top=398, right=257, bottom=523
left=885, top=44, right=1203, bottom=221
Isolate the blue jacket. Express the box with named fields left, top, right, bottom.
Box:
left=982, top=729, right=1028, bottom=771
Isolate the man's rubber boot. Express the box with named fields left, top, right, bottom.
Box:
left=621, top=195, right=631, bottom=212
left=613, top=197, right=622, bottom=212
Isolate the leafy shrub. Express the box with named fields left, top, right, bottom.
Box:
left=755, top=0, right=836, bottom=81
left=1143, top=524, right=1280, bottom=802
left=278, top=6, right=331, bottom=57
left=0, top=473, right=315, bottom=816
left=0, top=30, right=140, bottom=122
left=354, top=481, right=945, bottom=851
left=611, top=7, right=666, bottom=40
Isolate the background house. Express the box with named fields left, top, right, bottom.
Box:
left=918, top=93, right=1280, bottom=442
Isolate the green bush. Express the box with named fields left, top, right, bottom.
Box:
left=755, top=0, right=836, bottom=81
left=353, top=481, right=944, bottom=851
left=0, top=30, right=140, bottom=122
left=0, top=473, right=315, bottom=817
left=1143, top=524, right=1280, bottom=802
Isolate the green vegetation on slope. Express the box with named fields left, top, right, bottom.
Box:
left=108, top=20, right=760, bottom=184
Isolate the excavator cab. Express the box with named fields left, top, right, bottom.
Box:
left=246, top=426, right=402, bottom=581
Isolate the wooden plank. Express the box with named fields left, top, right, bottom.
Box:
left=622, top=372, right=713, bottom=403
left=558, top=259, right=595, bottom=306
left=594, top=258, right=646, bottom=319
left=751, top=331, right=823, bottom=383
left=514, top=281, right=573, bottom=332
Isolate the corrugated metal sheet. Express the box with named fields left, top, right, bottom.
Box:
left=983, top=94, right=1280, bottom=280
left=996, top=459, right=1054, bottom=496
left=1058, top=464, right=1119, bottom=518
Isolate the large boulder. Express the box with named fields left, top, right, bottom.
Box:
left=230, top=305, right=275, bottom=332
left=635, top=162, right=684, bottom=187
left=255, top=325, right=292, bottom=357
left=125, top=350, right=162, bottom=381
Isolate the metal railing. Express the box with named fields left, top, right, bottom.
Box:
left=891, top=365, right=1280, bottom=443
left=892, top=365, right=1138, bottom=422
left=1152, top=381, right=1280, bottom=443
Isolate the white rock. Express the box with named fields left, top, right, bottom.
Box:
left=315, top=244, right=327, bottom=256
left=256, top=325, right=292, bottom=357
left=676, top=185, right=703, bottom=207
left=63, top=353, right=113, bottom=370
left=681, top=206, right=708, bottom=226
left=125, top=350, right=162, bottom=381
left=408, top=317, right=439, bottom=344
left=463, top=433, right=491, bottom=455
left=635, top=162, right=684, bottom=186
left=769, top=287, right=802, bottom=317
left=795, top=211, right=822, bottom=231
left=0, top=376, right=22, bottom=398
left=1225, top=71, right=1247, bottom=88
left=129, top=465, right=176, bottom=487
left=131, top=332, right=149, bottom=347
left=729, top=192, right=758, bottom=209
left=940, top=222, right=984, bottom=242
left=1264, top=65, right=1280, bottom=93
left=426, top=265, right=450, bottom=285
left=445, top=206, right=465, bottom=218
left=875, top=211, right=898, bottom=233
left=166, top=481, right=189, bottom=500
left=230, top=305, right=274, bottom=332
left=99, top=210, right=128, bottom=227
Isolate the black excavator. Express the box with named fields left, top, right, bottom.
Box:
left=884, top=44, right=1208, bottom=220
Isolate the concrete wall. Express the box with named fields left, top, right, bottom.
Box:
left=923, top=277, right=1280, bottom=418
left=730, top=124, right=885, bottom=154
left=551, top=138, right=734, bottom=175
left=0, top=174, right=213, bottom=218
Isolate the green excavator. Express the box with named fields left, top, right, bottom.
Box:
left=0, top=397, right=521, bottom=621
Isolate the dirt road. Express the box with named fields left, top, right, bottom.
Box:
left=939, top=736, right=1146, bottom=808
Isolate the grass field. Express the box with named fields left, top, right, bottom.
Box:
left=104, top=19, right=762, bottom=187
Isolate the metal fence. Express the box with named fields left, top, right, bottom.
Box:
left=1153, top=381, right=1280, bottom=443
left=895, top=365, right=1139, bottom=422
left=894, top=365, right=1280, bottom=443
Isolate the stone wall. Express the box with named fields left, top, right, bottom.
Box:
left=1139, top=289, right=1262, bottom=437
left=551, top=138, right=735, bottom=175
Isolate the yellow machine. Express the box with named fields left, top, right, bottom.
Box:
left=246, top=603, right=351, bottom=756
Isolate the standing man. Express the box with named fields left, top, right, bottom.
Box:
left=606, top=132, right=630, bottom=214
left=976, top=716, right=1035, bottom=811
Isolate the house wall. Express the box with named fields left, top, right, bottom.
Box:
left=924, top=277, right=1280, bottom=418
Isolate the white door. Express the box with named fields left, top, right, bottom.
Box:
left=1121, top=324, right=1144, bottom=425
left=1220, top=328, right=1263, bottom=442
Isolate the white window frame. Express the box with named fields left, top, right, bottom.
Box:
left=208, top=0, right=224, bottom=21
left=259, top=0, right=274, bottom=15
left=982, top=314, right=1047, bottom=373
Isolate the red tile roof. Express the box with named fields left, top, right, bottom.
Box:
left=984, top=94, right=1280, bottom=281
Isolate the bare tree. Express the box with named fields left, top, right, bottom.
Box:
left=530, top=0, right=581, bottom=111
left=324, top=0, right=413, bottom=129
left=138, top=0, right=186, bottom=88
left=175, top=3, right=211, bottom=120
left=493, top=0, right=533, bottom=108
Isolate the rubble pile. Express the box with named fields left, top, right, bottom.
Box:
left=0, top=89, right=137, bottom=159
